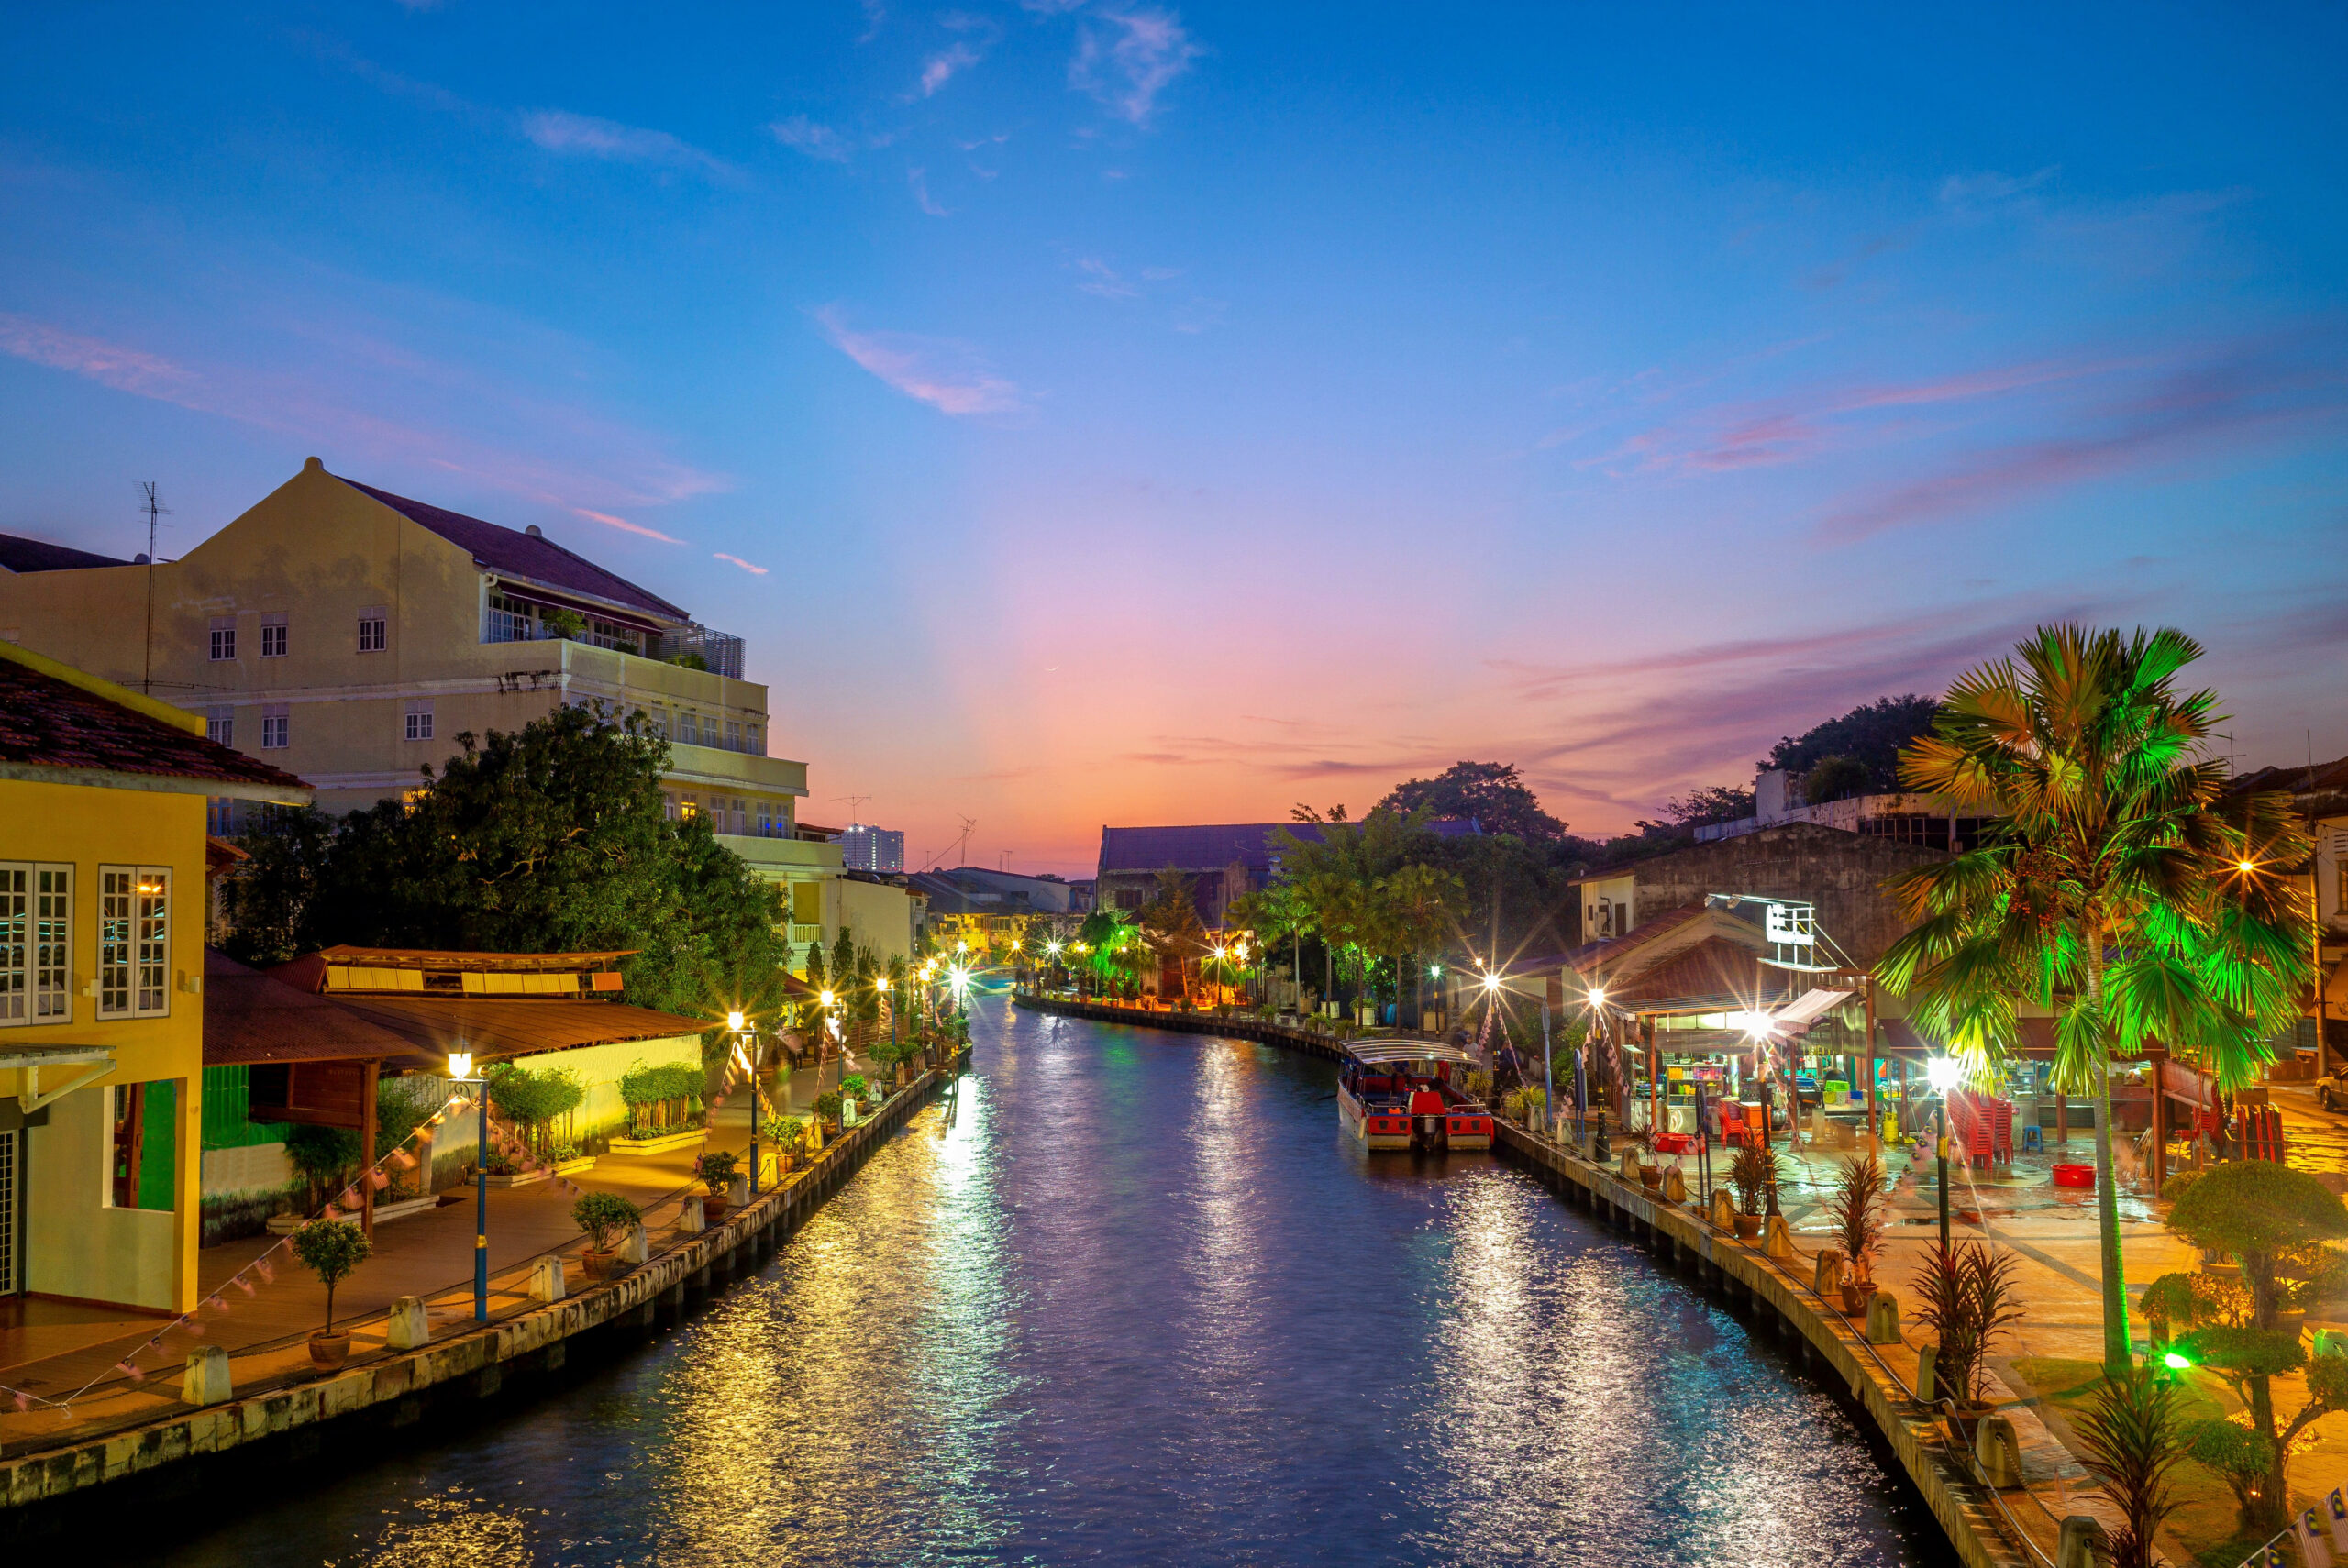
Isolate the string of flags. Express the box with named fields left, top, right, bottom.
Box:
left=4, top=1086, right=476, bottom=1415
left=2280, top=1487, right=2348, bottom=1568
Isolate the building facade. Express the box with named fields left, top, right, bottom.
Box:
left=0, top=458, right=863, bottom=968
left=841, top=824, right=905, bottom=873
left=0, top=639, right=311, bottom=1309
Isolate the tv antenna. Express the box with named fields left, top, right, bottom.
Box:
left=138, top=482, right=171, bottom=695
left=835, top=793, right=873, bottom=824
left=925, top=816, right=978, bottom=870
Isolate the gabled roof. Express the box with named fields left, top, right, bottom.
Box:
left=0, top=642, right=312, bottom=800
left=0, top=532, right=131, bottom=572
left=335, top=472, right=691, bottom=625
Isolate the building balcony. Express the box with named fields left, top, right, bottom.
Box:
left=716, top=833, right=843, bottom=876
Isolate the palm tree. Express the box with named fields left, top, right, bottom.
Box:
left=1381, top=861, right=1466, bottom=1031
left=1878, top=625, right=2313, bottom=1370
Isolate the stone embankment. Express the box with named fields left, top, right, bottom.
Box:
left=1016, top=992, right=2038, bottom=1568
left=0, top=1056, right=963, bottom=1539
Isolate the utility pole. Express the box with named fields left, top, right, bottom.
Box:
left=138, top=482, right=170, bottom=694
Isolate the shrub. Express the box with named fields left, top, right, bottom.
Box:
left=2187, top=1418, right=2276, bottom=1531
left=1829, top=1153, right=1890, bottom=1283
left=2075, top=1364, right=2185, bottom=1568
left=486, top=1063, right=585, bottom=1154
left=814, top=1090, right=845, bottom=1123
left=284, top=1123, right=360, bottom=1206
left=1728, top=1143, right=1779, bottom=1216
left=572, top=1190, right=641, bottom=1251
left=292, top=1219, right=372, bottom=1334
left=840, top=1073, right=869, bottom=1101
left=773, top=1115, right=807, bottom=1157
left=1912, top=1241, right=2025, bottom=1407
left=694, top=1149, right=738, bottom=1197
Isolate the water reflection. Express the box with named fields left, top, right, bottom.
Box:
left=162, top=1001, right=1949, bottom=1568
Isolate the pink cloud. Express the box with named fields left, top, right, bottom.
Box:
left=814, top=305, right=1024, bottom=415
left=572, top=507, right=684, bottom=544
left=0, top=313, right=202, bottom=405
left=714, top=551, right=769, bottom=575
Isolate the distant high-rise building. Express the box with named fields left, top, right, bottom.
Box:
left=841, top=823, right=904, bottom=872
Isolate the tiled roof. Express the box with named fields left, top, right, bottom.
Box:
left=0, top=532, right=131, bottom=572
left=0, top=657, right=312, bottom=794
left=336, top=474, right=690, bottom=625
left=1097, top=817, right=1480, bottom=876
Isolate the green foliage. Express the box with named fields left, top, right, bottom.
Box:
left=2141, top=1270, right=2252, bottom=1333
left=373, top=1077, right=439, bottom=1163
left=2186, top=1418, right=2276, bottom=1529
left=1728, top=1143, right=1779, bottom=1216
left=813, top=1089, right=844, bottom=1122
left=1376, top=761, right=1565, bottom=840
left=618, top=1061, right=704, bottom=1107
left=485, top=1063, right=585, bottom=1151
left=539, top=607, right=587, bottom=639
left=1830, top=1153, right=1890, bottom=1280
left=220, top=705, right=786, bottom=1018
left=2166, top=1160, right=2348, bottom=1326
left=840, top=1073, right=869, bottom=1100
left=693, top=1149, right=738, bottom=1196
left=284, top=1123, right=360, bottom=1204
left=2073, top=1364, right=2185, bottom=1568
left=1801, top=755, right=1871, bottom=804
left=2181, top=1325, right=2306, bottom=1383
left=291, top=1218, right=372, bottom=1333
left=1651, top=783, right=1755, bottom=830
left=571, top=1190, right=641, bottom=1251
left=1766, top=694, right=1942, bottom=790
left=773, top=1114, right=807, bottom=1153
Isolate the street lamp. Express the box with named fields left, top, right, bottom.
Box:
left=729, top=1011, right=762, bottom=1194
left=1925, top=1055, right=1962, bottom=1247
left=447, top=1047, right=488, bottom=1323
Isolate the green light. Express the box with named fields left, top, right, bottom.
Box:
left=2162, top=1351, right=2192, bottom=1370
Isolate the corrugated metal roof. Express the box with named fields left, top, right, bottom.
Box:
left=325, top=995, right=709, bottom=1059
left=203, top=949, right=444, bottom=1070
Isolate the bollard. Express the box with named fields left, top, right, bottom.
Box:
left=622, top=1223, right=651, bottom=1265
left=1709, top=1187, right=1738, bottom=1230
left=386, top=1294, right=432, bottom=1351
left=680, top=1195, right=706, bottom=1234
left=1975, top=1414, right=2024, bottom=1489
left=1619, top=1150, right=1642, bottom=1183
left=1661, top=1165, right=1687, bottom=1204
left=1915, top=1343, right=1938, bottom=1404
left=2055, top=1515, right=2108, bottom=1568
left=529, top=1255, right=566, bottom=1303
left=729, top=1173, right=750, bottom=1209
left=182, top=1344, right=231, bottom=1407
left=1811, top=1248, right=1844, bottom=1296
left=1763, top=1214, right=1796, bottom=1260
left=1866, top=1290, right=1902, bottom=1345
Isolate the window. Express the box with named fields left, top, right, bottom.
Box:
left=205, top=706, right=233, bottom=746
left=679, top=796, right=699, bottom=822
left=208, top=618, right=236, bottom=661
left=207, top=798, right=234, bottom=836
left=260, top=617, right=287, bottom=657
left=745, top=723, right=761, bottom=755
left=260, top=707, right=289, bottom=749
left=678, top=712, right=700, bottom=746
left=34, top=867, right=68, bottom=1022
left=99, top=867, right=169, bottom=1018
left=725, top=721, right=742, bottom=752
left=404, top=703, right=434, bottom=742
left=0, top=867, right=24, bottom=1024
left=358, top=609, right=387, bottom=653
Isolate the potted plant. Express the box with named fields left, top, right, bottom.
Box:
left=1913, top=1240, right=2025, bottom=1441
left=572, top=1190, right=642, bottom=1279
left=292, top=1218, right=373, bottom=1370
left=772, top=1116, right=806, bottom=1175
left=1829, top=1152, right=1889, bottom=1314
left=814, top=1089, right=845, bottom=1135
left=695, top=1149, right=740, bottom=1223
left=1727, top=1143, right=1777, bottom=1239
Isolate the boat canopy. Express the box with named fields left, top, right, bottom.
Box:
left=1344, top=1038, right=1480, bottom=1068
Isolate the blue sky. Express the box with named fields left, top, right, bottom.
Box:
left=3, top=4, right=2343, bottom=871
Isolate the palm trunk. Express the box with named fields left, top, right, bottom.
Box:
left=2086, top=934, right=2132, bottom=1372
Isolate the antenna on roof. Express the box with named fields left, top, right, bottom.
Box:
left=836, top=793, right=873, bottom=824
left=138, top=482, right=171, bottom=695
left=924, top=816, right=978, bottom=871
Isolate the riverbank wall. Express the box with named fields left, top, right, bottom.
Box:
left=0, top=1055, right=966, bottom=1540
left=1015, top=992, right=2033, bottom=1568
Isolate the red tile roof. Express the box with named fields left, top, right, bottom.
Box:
left=0, top=657, right=311, bottom=794
left=336, top=474, right=690, bottom=624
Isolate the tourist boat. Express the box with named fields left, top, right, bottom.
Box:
left=1337, top=1038, right=1493, bottom=1153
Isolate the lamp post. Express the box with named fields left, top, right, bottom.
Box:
left=1926, top=1055, right=1960, bottom=1247
left=730, top=1010, right=759, bottom=1195
left=447, top=1048, right=487, bottom=1324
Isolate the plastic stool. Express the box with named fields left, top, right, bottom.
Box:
left=2021, top=1124, right=2043, bottom=1153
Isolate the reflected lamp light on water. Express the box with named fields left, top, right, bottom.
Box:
left=1925, top=1056, right=1963, bottom=1095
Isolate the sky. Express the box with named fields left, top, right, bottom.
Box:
left=2, top=4, right=2343, bottom=876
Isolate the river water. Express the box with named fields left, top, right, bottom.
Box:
left=161, top=1001, right=1952, bottom=1567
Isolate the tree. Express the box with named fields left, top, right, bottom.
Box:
left=1766, top=694, right=1942, bottom=790
left=1801, top=755, right=1871, bottom=803
left=1378, top=761, right=1566, bottom=841
left=1878, top=624, right=2314, bottom=1370
left=292, top=1218, right=372, bottom=1336
left=1381, top=861, right=1466, bottom=1029
left=221, top=705, right=788, bottom=1021
left=2167, top=1160, right=2348, bottom=1527
left=1137, top=867, right=1207, bottom=998
left=1645, top=783, right=1755, bottom=831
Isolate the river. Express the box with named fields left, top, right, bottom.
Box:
left=160, top=1000, right=1952, bottom=1567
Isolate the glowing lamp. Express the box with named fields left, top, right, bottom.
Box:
left=1429, top=965, right=1442, bottom=977
left=445, top=1050, right=474, bottom=1080
left=1925, top=1056, right=1962, bottom=1094
left=726, top=1010, right=746, bottom=1032
left=2162, top=1350, right=2193, bottom=1370
left=819, top=988, right=836, bottom=1009
left=1588, top=988, right=1606, bottom=1008
left=1479, top=971, right=1502, bottom=993
left=2237, top=859, right=2256, bottom=874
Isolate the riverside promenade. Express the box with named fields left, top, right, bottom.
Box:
left=1016, top=992, right=2348, bottom=1568
left=0, top=1051, right=962, bottom=1533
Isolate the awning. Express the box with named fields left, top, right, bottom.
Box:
left=1345, top=1038, right=1480, bottom=1068
left=1766, top=988, right=1855, bottom=1037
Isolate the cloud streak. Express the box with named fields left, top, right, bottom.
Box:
left=518, top=109, right=743, bottom=183
left=814, top=306, right=1024, bottom=415
left=573, top=507, right=684, bottom=544
left=769, top=115, right=850, bottom=162
left=714, top=551, right=769, bottom=575
left=1070, top=8, right=1202, bottom=125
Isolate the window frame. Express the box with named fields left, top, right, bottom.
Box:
left=259, top=616, right=288, bottom=658
left=260, top=706, right=289, bottom=750
left=207, top=620, right=237, bottom=662
left=404, top=703, right=435, bottom=742
left=98, top=865, right=170, bottom=1020
left=357, top=608, right=388, bottom=654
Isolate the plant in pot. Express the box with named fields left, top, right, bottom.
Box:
left=1828, top=1153, right=1889, bottom=1314
left=814, top=1089, right=845, bottom=1135
left=1912, top=1240, right=2025, bottom=1441
left=2072, top=1361, right=2186, bottom=1568
left=572, top=1190, right=642, bottom=1279
left=1727, top=1143, right=1778, bottom=1238
left=840, top=1074, right=869, bottom=1116
left=292, top=1218, right=372, bottom=1370
left=772, top=1116, right=806, bottom=1175
left=695, top=1149, right=740, bottom=1222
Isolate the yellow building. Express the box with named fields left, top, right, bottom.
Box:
left=0, top=639, right=312, bottom=1310
left=0, top=458, right=881, bottom=967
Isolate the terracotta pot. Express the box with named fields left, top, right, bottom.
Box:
left=1637, top=1166, right=1663, bottom=1191
left=308, top=1331, right=352, bottom=1370
left=702, top=1197, right=730, bottom=1225
left=1944, top=1405, right=1993, bottom=1446
left=580, top=1247, right=617, bottom=1279
left=1733, top=1212, right=1764, bottom=1240
left=1838, top=1283, right=1873, bottom=1316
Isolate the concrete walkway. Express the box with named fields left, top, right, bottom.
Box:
left=0, top=1051, right=877, bottom=1456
